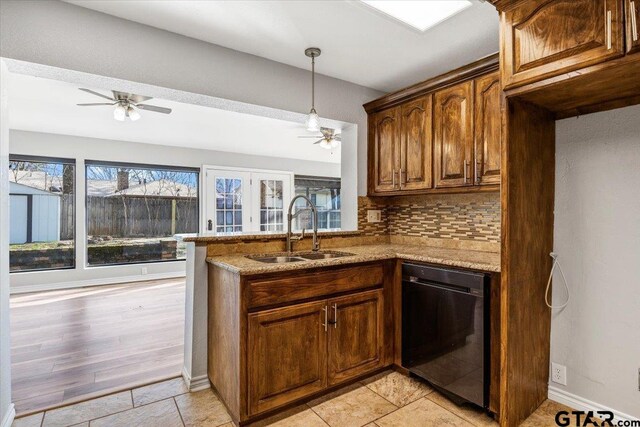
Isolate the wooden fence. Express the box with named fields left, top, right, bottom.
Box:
left=61, top=195, right=198, bottom=238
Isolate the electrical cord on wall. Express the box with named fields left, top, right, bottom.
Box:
left=545, top=252, right=570, bottom=309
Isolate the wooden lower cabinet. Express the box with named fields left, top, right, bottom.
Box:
left=247, top=289, right=385, bottom=416
left=247, top=300, right=328, bottom=416
left=328, top=289, right=384, bottom=385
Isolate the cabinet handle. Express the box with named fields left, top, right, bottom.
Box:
left=322, top=306, right=328, bottom=332
left=632, top=1, right=638, bottom=42
left=475, top=160, right=482, bottom=184
left=399, top=169, right=404, bottom=189
left=606, top=10, right=612, bottom=50
left=332, top=303, right=338, bottom=328
left=463, top=160, right=470, bottom=184
left=392, top=169, right=396, bottom=188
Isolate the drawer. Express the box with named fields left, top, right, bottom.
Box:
left=247, top=264, right=384, bottom=309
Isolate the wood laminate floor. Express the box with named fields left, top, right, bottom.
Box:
left=10, top=278, right=186, bottom=416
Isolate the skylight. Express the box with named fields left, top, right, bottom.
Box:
left=361, top=0, right=473, bottom=32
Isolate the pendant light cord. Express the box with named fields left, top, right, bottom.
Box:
left=311, top=55, right=315, bottom=110
left=545, top=252, right=570, bottom=309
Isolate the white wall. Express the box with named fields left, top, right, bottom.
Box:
left=0, top=60, right=15, bottom=427
left=0, top=0, right=383, bottom=197
left=9, top=130, right=341, bottom=292
left=551, top=104, right=640, bottom=419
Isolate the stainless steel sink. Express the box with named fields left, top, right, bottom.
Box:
left=298, top=251, right=354, bottom=260
left=248, top=255, right=306, bottom=264
left=247, top=251, right=354, bottom=263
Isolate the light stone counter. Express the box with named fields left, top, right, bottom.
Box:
left=207, top=243, right=500, bottom=275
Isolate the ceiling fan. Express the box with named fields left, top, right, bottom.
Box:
left=76, top=88, right=172, bottom=122
left=298, top=127, right=341, bottom=150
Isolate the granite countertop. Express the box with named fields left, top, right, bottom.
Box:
left=207, top=243, right=500, bottom=275
left=182, top=229, right=361, bottom=243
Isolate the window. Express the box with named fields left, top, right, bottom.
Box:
left=361, top=1, right=472, bottom=32
left=85, top=161, right=199, bottom=266
left=8, top=155, right=76, bottom=272
left=294, top=176, right=341, bottom=230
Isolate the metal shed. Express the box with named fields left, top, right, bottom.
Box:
left=9, top=181, right=61, bottom=244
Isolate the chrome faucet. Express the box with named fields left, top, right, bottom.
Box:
left=286, top=195, right=320, bottom=254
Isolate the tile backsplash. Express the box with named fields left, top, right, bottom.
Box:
left=358, top=193, right=501, bottom=243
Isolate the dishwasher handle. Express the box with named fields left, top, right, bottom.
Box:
left=403, top=276, right=484, bottom=297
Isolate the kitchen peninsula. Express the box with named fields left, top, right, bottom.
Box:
left=183, top=227, right=501, bottom=426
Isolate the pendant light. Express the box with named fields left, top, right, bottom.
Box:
left=305, top=47, right=321, bottom=132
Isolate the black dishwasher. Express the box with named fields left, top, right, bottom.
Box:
left=402, top=262, right=490, bottom=409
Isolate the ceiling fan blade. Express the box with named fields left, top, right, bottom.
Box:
left=334, top=135, right=342, bottom=141
left=76, top=102, right=116, bottom=106
left=313, top=139, right=324, bottom=144
left=136, top=104, right=172, bottom=114
left=298, top=135, right=323, bottom=138
left=79, top=88, right=114, bottom=101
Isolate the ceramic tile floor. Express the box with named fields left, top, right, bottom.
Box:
left=12, top=371, right=573, bottom=427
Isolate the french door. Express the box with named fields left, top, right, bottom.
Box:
left=204, top=167, right=292, bottom=233
left=251, top=172, right=292, bottom=232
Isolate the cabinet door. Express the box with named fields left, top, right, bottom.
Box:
left=328, top=289, right=384, bottom=385
left=372, top=107, right=401, bottom=193
left=400, top=95, right=433, bottom=191
left=474, top=72, right=502, bottom=186
left=502, top=0, right=624, bottom=89
left=247, top=300, right=328, bottom=415
left=433, top=81, right=474, bottom=189
left=627, top=0, right=640, bottom=54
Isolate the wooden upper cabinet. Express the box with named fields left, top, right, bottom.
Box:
left=399, top=95, right=433, bottom=191
left=501, top=0, right=624, bottom=89
left=433, top=80, right=474, bottom=189
left=372, top=107, right=401, bottom=193
left=327, top=289, right=384, bottom=385
left=247, top=300, right=328, bottom=415
left=474, top=72, right=502, bottom=186
left=627, top=0, right=640, bottom=53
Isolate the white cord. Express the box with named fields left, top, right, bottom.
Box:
left=545, top=252, right=570, bottom=309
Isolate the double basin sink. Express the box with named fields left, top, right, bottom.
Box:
left=248, top=250, right=354, bottom=264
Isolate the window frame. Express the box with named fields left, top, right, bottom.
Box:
left=84, top=159, right=200, bottom=267
left=294, top=175, right=342, bottom=231
left=8, top=154, right=77, bottom=273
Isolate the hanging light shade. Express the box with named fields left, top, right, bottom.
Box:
left=305, top=47, right=322, bottom=133
left=113, top=104, right=126, bottom=121
left=127, top=105, right=141, bottom=121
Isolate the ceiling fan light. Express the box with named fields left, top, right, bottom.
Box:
left=113, top=104, right=126, bottom=121
left=319, top=140, right=333, bottom=150
left=127, top=105, right=141, bottom=121
left=330, top=139, right=339, bottom=148
left=306, top=108, right=320, bottom=132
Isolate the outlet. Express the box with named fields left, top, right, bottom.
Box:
left=141, top=267, right=148, bottom=275
left=367, top=209, right=382, bottom=223
left=551, top=362, right=567, bottom=386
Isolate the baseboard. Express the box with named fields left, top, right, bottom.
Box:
left=1, top=404, right=15, bottom=427
left=10, top=271, right=186, bottom=294
left=548, top=385, right=639, bottom=422
left=182, top=367, right=211, bottom=392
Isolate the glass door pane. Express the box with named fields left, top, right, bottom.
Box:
left=205, top=169, right=251, bottom=233
left=251, top=172, right=292, bottom=232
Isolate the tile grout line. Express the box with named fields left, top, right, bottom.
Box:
left=171, top=396, right=186, bottom=427
left=424, top=395, right=485, bottom=427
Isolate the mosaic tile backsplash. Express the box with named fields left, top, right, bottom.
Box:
left=358, top=193, right=501, bottom=243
